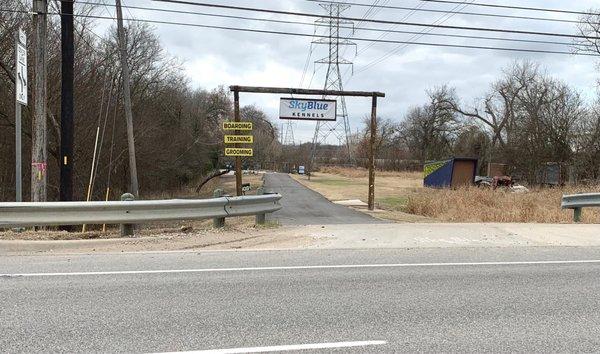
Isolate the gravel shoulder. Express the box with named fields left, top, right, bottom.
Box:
left=3, top=222, right=600, bottom=255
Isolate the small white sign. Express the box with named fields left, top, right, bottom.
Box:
left=16, top=29, right=27, bottom=106
left=280, top=98, right=337, bottom=121
left=18, top=29, right=26, bottom=46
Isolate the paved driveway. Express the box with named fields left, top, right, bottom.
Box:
left=263, top=173, right=387, bottom=225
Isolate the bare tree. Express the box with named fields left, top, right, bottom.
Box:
left=397, top=85, right=461, bottom=163
left=0, top=2, right=277, bottom=200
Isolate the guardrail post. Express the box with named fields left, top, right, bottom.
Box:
left=574, top=207, right=582, bottom=223
left=213, top=189, right=226, bottom=228
left=120, top=193, right=135, bottom=236
left=255, top=187, right=266, bottom=225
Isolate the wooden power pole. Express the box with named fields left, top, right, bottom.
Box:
left=233, top=89, right=242, bottom=196
left=115, top=0, right=140, bottom=197
left=32, top=0, right=48, bottom=202
left=60, top=0, right=74, bottom=203
left=368, top=95, right=378, bottom=211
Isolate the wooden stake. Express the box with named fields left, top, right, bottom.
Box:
left=82, top=126, right=100, bottom=233
left=102, top=187, right=110, bottom=232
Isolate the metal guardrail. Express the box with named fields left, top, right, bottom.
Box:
left=0, top=194, right=282, bottom=228
left=561, top=193, right=600, bottom=222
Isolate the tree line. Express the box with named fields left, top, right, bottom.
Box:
left=0, top=2, right=280, bottom=201
left=3, top=2, right=600, bottom=202
left=351, top=12, right=600, bottom=184
left=354, top=59, right=600, bottom=184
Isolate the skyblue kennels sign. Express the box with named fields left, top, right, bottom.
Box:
left=279, top=98, right=337, bottom=121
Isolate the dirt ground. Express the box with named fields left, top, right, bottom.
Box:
left=292, top=167, right=599, bottom=224
left=0, top=223, right=315, bottom=254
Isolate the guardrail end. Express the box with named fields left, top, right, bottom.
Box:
left=120, top=193, right=135, bottom=236
left=255, top=187, right=267, bottom=225
left=213, top=189, right=226, bottom=228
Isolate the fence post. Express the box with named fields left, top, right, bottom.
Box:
left=255, top=187, right=266, bottom=225
left=213, top=189, right=226, bottom=228
left=120, top=193, right=135, bottom=236
left=574, top=207, right=582, bottom=223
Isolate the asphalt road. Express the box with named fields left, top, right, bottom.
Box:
left=3, top=247, right=600, bottom=353
left=263, top=173, right=386, bottom=225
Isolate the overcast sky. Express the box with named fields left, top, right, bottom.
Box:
left=101, top=0, right=600, bottom=142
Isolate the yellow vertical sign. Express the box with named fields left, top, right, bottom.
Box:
left=225, top=148, right=253, bottom=157
left=223, top=122, right=253, bottom=131
left=224, top=135, right=253, bottom=144
left=223, top=121, right=253, bottom=157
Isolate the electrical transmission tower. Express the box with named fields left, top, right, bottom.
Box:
left=282, top=121, right=295, bottom=146
left=310, top=2, right=355, bottom=168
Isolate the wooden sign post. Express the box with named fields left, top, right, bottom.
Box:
left=225, top=89, right=254, bottom=196
left=229, top=85, right=384, bottom=210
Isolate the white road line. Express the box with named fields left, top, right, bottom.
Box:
left=2, top=259, right=600, bottom=278
left=154, top=340, right=387, bottom=353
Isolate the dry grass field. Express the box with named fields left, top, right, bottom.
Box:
left=405, top=185, right=600, bottom=223
left=147, top=172, right=265, bottom=199
left=293, top=167, right=600, bottom=224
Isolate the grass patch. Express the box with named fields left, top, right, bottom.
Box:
left=378, top=196, right=409, bottom=211
left=312, top=178, right=360, bottom=186
left=319, top=166, right=422, bottom=180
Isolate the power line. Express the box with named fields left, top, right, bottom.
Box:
left=393, top=0, right=592, bottom=17
left=148, top=0, right=597, bottom=41
left=4, top=2, right=597, bottom=41
left=122, top=0, right=136, bottom=21
left=1, top=8, right=596, bottom=57
left=355, top=1, right=426, bottom=56
left=354, top=0, right=382, bottom=29
left=310, top=0, right=586, bottom=24
left=73, top=1, right=582, bottom=48
left=49, top=0, right=113, bottom=59
left=356, top=0, right=475, bottom=75
left=111, top=18, right=592, bottom=56
left=344, top=0, right=470, bottom=82
left=339, top=0, right=385, bottom=59
left=299, top=26, right=318, bottom=87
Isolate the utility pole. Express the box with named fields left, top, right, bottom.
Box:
left=60, top=0, right=74, bottom=203
left=115, top=0, right=140, bottom=197
left=368, top=95, right=377, bottom=211
left=32, top=0, right=48, bottom=202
